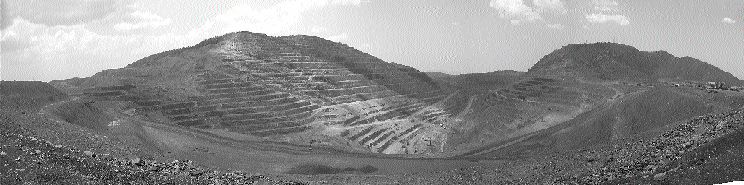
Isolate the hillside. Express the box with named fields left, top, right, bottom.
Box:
left=428, top=70, right=525, bottom=92
left=527, top=43, right=741, bottom=85
left=50, top=31, right=453, bottom=155
left=426, top=43, right=744, bottom=157
left=0, top=81, right=304, bottom=184
left=47, top=38, right=744, bottom=158
left=423, top=72, right=452, bottom=79
left=1, top=81, right=68, bottom=109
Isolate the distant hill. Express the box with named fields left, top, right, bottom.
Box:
left=423, top=72, right=452, bottom=79
left=527, top=42, right=741, bottom=85
left=0, top=81, right=68, bottom=109
left=430, top=70, right=525, bottom=93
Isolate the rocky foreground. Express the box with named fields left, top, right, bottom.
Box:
left=2, top=103, right=744, bottom=184
left=0, top=112, right=305, bottom=185
left=567, top=109, right=744, bottom=184
left=379, top=109, right=744, bottom=184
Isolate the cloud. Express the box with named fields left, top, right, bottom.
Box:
left=585, top=13, right=630, bottom=25
left=489, top=0, right=566, bottom=24
left=533, top=0, right=567, bottom=14
left=585, top=0, right=628, bottom=26
left=492, top=0, right=541, bottom=22
left=1, top=0, right=124, bottom=28
left=722, top=17, right=736, bottom=24
left=547, top=23, right=565, bottom=29
left=592, top=0, right=619, bottom=12
left=194, top=0, right=360, bottom=37
left=1, top=17, right=195, bottom=81
left=330, top=0, right=363, bottom=6
left=0, top=0, right=363, bottom=81
left=114, top=11, right=172, bottom=31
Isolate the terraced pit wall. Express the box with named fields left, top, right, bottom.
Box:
left=52, top=32, right=457, bottom=155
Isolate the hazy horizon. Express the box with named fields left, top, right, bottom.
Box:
left=2, top=0, right=743, bottom=81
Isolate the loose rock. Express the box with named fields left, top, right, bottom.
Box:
left=131, top=157, right=141, bottom=165
left=83, top=150, right=95, bottom=157
left=653, top=172, right=666, bottom=180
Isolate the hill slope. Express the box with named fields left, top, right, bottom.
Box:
left=527, top=43, right=741, bottom=84
left=1, top=81, right=68, bottom=109
left=433, top=43, right=744, bottom=157
left=49, top=40, right=744, bottom=157
left=51, top=31, right=452, bottom=155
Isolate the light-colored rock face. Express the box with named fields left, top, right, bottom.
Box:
left=201, top=33, right=453, bottom=154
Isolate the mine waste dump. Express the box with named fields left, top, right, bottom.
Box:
left=3, top=31, right=744, bottom=184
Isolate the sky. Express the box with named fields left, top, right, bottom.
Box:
left=1, top=0, right=743, bottom=81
